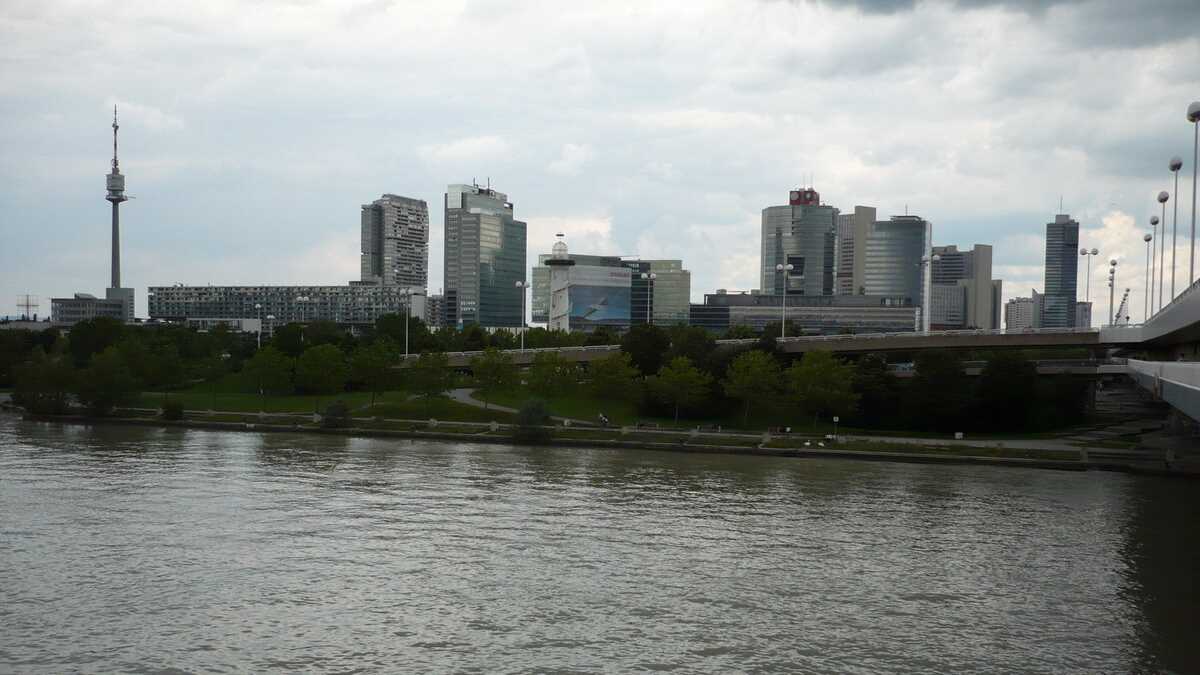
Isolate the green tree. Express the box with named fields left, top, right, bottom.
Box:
left=410, top=351, right=455, bottom=412
left=295, top=344, right=349, bottom=395
left=67, top=316, right=125, bottom=367
left=243, top=346, right=294, bottom=397
left=976, top=352, right=1038, bottom=431
left=650, top=356, right=713, bottom=425
left=528, top=352, right=573, bottom=398
left=723, top=350, right=783, bottom=426
left=787, top=350, right=858, bottom=426
left=470, top=348, right=516, bottom=409
left=588, top=352, right=640, bottom=402
left=908, top=351, right=968, bottom=432
left=302, top=321, right=348, bottom=349
left=621, top=324, right=671, bottom=376
left=852, top=354, right=900, bottom=428
left=12, top=347, right=75, bottom=414
left=201, top=352, right=232, bottom=410
left=270, top=323, right=306, bottom=358
left=513, top=398, right=552, bottom=443
left=350, top=339, right=398, bottom=407
left=721, top=324, right=756, bottom=340
left=586, top=325, right=620, bottom=346
left=667, top=324, right=717, bottom=370
left=73, top=346, right=141, bottom=415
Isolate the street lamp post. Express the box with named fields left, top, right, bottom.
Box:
left=254, top=303, right=263, bottom=349
left=775, top=263, right=793, bottom=338
left=400, top=288, right=412, bottom=357
left=1143, top=233, right=1153, bottom=322
left=514, top=280, right=527, bottom=350
left=640, top=272, right=657, bottom=326
left=1157, top=191, right=1169, bottom=311
left=915, top=254, right=940, bottom=333
left=1150, top=215, right=1160, bottom=314
left=1188, top=101, right=1200, bottom=285
left=832, top=415, right=839, bottom=442
left=1108, top=260, right=1117, bottom=326
left=1170, top=157, right=1183, bottom=300
left=1080, top=248, right=1100, bottom=303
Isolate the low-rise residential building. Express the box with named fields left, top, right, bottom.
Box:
left=689, top=291, right=918, bottom=334
left=148, top=285, right=425, bottom=334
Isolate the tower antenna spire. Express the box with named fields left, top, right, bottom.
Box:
left=111, top=105, right=120, bottom=172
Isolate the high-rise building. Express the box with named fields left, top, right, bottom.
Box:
left=930, top=244, right=1001, bottom=329
left=443, top=183, right=527, bottom=328
left=1005, top=290, right=1043, bottom=330
left=862, top=215, right=932, bottom=331
left=360, top=194, right=429, bottom=290
left=761, top=188, right=839, bottom=297
left=1075, top=301, right=1092, bottom=328
left=1042, top=214, right=1080, bottom=328
left=835, top=206, right=876, bottom=296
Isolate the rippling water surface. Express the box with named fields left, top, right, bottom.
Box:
left=1, top=415, right=1197, bottom=673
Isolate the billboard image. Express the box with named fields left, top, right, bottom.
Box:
left=568, top=265, right=631, bottom=330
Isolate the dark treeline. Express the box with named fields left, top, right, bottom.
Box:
left=3, top=317, right=1092, bottom=432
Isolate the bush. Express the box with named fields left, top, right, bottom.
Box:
left=161, top=399, right=184, bottom=421
left=322, top=400, right=351, bottom=429
left=513, top=398, right=552, bottom=444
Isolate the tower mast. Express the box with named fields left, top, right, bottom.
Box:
left=106, top=105, right=128, bottom=289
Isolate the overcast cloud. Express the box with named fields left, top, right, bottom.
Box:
left=2, top=0, right=1198, bottom=324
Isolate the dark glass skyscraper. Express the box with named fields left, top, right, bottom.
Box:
left=443, top=184, right=527, bottom=327
left=1042, top=214, right=1080, bottom=328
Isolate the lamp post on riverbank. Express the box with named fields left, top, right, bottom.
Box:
left=515, top=280, right=527, bottom=350
left=1144, top=233, right=1153, bottom=322
left=776, top=263, right=793, bottom=338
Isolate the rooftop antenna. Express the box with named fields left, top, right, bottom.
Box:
left=487, top=176, right=490, bottom=190
left=17, top=294, right=39, bottom=319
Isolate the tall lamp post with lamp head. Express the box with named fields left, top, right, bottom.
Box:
left=254, top=303, right=263, bottom=349
left=1143, top=233, right=1153, bottom=322
left=1108, top=260, right=1118, bottom=325
left=1080, top=247, right=1100, bottom=303
left=1169, top=157, right=1183, bottom=300
left=1149, top=215, right=1160, bottom=314
left=775, top=263, right=793, bottom=338
left=1187, top=101, right=1200, bottom=285
left=640, top=272, right=657, bottom=326
left=1157, top=191, right=1170, bottom=311
left=514, top=280, right=527, bottom=350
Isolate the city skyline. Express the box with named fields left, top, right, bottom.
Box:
left=2, top=1, right=1199, bottom=325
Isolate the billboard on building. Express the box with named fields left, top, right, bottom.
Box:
left=568, top=265, right=631, bottom=330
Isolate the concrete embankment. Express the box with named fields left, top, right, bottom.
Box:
left=18, top=411, right=1195, bottom=476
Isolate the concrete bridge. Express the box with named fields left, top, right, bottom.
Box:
left=399, top=277, right=1200, bottom=423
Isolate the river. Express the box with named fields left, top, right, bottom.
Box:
left=1, top=414, right=1197, bottom=673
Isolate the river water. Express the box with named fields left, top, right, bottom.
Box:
left=1, top=415, right=1197, bottom=673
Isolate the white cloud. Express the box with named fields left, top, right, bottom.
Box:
left=547, top=143, right=593, bottom=176
left=104, top=98, right=185, bottom=132
left=417, top=136, right=511, bottom=165
left=2, top=0, right=1200, bottom=319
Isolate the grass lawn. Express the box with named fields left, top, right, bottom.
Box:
left=365, top=396, right=514, bottom=423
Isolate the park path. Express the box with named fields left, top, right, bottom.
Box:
left=448, top=388, right=592, bottom=426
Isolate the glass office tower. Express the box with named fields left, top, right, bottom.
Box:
left=443, top=184, right=527, bottom=327
left=862, top=215, right=932, bottom=331
left=761, top=188, right=839, bottom=297
left=1041, top=214, right=1079, bottom=328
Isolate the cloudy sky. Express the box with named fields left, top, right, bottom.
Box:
left=2, top=0, right=1199, bottom=324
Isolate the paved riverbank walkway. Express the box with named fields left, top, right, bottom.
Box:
left=448, top=388, right=593, bottom=426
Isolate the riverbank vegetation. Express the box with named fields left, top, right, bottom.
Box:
left=5, top=316, right=1094, bottom=434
